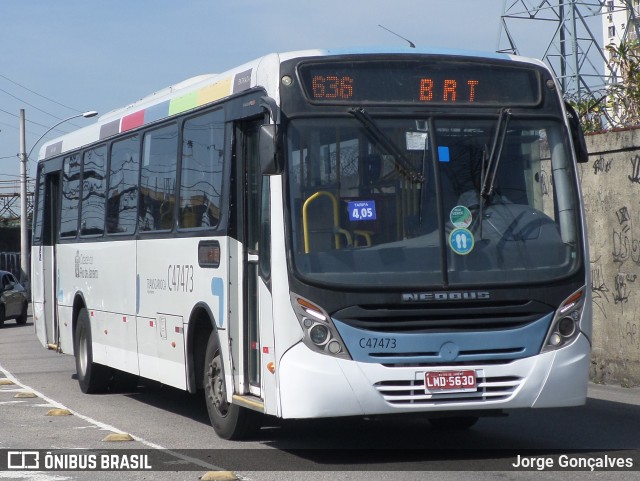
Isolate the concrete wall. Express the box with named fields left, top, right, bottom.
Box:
left=582, top=128, right=640, bottom=387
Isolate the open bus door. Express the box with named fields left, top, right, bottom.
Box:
left=233, top=118, right=274, bottom=399
left=204, top=110, right=278, bottom=439
left=32, top=170, right=60, bottom=350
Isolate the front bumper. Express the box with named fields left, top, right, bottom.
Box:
left=278, top=334, right=590, bottom=418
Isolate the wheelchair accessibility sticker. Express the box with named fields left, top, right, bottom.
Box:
left=449, top=228, right=474, bottom=255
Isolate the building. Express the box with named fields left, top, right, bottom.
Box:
left=602, top=1, right=640, bottom=85
left=602, top=1, right=640, bottom=125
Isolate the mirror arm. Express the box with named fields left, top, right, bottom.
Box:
left=260, top=96, right=280, bottom=125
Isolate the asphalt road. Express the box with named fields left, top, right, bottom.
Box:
left=1, top=316, right=639, bottom=481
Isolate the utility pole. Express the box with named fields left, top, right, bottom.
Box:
left=19, top=109, right=28, bottom=287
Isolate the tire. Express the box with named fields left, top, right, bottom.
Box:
left=428, top=416, right=479, bottom=430
left=15, top=301, right=28, bottom=325
left=74, top=308, right=112, bottom=394
left=0, top=304, right=5, bottom=328
left=203, top=331, right=261, bottom=440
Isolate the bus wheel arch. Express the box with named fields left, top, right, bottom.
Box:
left=186, top=303, right=216, bottom=393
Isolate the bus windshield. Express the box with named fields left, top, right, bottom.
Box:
left=286, top=115, right=580, bottom=287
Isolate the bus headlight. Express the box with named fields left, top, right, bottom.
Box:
left=541, top=287, right=584, bottom=352
left=291, top=294, right=351, bottom=359
left=309, top=324, right=329, bottom=345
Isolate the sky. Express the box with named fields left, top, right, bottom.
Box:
left=0, top=0, right=602, bottom=188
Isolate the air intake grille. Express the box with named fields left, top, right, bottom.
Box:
left=373, top=375, right=521, bottom=405
left=333, top=300, right=552, bottom=333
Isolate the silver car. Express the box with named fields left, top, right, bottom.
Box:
left=0, top=271, right=28, bottom=327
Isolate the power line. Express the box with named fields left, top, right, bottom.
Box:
left=0, top=106, right=72, bottom=133
left=0, top=85, right=71, bottom=121
left=0, top=73, right=82, bottom=113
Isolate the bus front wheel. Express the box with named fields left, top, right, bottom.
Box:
left=74, top=308, right=112, bottom=394
left=203, top=331, right=261, bottom=440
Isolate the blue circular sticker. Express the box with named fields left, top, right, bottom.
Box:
left=449, top=228, right=475, bottom=255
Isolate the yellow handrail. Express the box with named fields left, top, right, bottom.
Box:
left=302, top=191, right=351, bottom=253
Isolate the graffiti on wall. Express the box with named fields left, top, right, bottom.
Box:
left=585, top=149, right=640, bottom=371
left=630, top=155, right=640, bottom=184
left=593, top=155, right=612, bottom=175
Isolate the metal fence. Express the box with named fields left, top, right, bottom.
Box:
left=0, top=252, right=21, bottom=278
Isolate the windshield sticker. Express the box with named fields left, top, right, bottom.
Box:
left=449, top=228, right=475, bottom=255
left=438, top=146, right=450, bottom=162
left=348, top=200, right=377, bottom=221
left=405, top=132, right=428, bottom=151
left=450, top=205, right=473, bottom=228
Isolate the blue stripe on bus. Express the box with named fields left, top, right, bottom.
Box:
left=145, top=101, right=170, bottom=124
left=211, top=277, right=225, bottom=328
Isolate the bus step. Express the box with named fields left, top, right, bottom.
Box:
left=232, top=394, right=265, bottom=413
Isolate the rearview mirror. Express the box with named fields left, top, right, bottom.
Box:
left=259, top=124, right=282, bottom=175
left=565, top=101, right=589, bottom=164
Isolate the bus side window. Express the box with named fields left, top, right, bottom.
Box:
left=80, top=144, right=107, bottom=236
left=107, top=135, right=140, bottom=235
left=139, top=124, right=178, bottom=232
left=179, top=109, right=225, bottom=229
left=60, top=153, right=82, bottom=239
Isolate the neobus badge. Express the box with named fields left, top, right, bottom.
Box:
left=401, top=291, right=490, bottom=302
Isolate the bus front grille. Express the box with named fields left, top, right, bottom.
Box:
left=332, top=301, right=552, bottom=333
left=373, top=375, right=521, bottom=405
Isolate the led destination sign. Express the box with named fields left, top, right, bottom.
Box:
left=298, top=59, right=541, bottom=106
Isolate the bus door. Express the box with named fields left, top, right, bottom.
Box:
left=32, top=171, right=60, bottom=349
left=232, top=119, right=273, bottom=399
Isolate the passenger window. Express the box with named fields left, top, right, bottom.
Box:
left=107, top=135, right=140, bottom=234
left=33, top=169, right=45, bottom=244
left=139, top=124, right=178, bottom=231
left=179, top=110, right=225, bottom=229
left=60, top=153, right=82, bottom=238
left=80, top=144, right=107, bottom=236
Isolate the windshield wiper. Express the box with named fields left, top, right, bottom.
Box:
left=477, top=109, right=511, bottom=240
left=481, top=108, right=511, bottom=202
left=350, top=107, right=424, bottom=183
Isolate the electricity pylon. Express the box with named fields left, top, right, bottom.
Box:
left=497, top=0, right=640, bottom=103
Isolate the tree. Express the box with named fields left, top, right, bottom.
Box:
left=606, top=39, right=640, bottom=127
left=568, top=95, right=605, bottom=133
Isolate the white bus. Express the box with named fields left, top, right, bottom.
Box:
left=32, top=47, right=591, bottom=439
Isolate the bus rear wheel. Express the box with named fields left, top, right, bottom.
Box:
left=74, top=308, right=112, bottom=394
left=203, top=331, right=261, bottom=440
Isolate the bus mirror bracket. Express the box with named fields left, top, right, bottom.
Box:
left=259, top=96, right=282, bottom=175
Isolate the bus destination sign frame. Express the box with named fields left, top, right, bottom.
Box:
left=298, top=58, right=542, bottom=107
